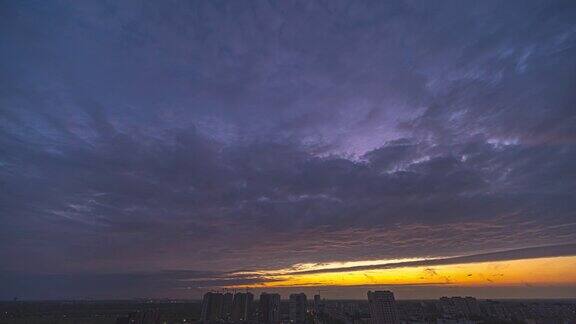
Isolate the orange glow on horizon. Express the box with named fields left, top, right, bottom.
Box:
left=226, top=256, right=576, bottom=288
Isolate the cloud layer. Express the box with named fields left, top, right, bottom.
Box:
left=1, top=0, right=576, bottom=299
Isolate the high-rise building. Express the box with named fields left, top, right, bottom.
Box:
left=232, top=292, right=254, bottom=322
left=223, top=293, right=234, bottom=320
left=313, top=294, right=321, bottom=305
left=259, top=293, right=280, bottom=324
left=313, top=294, right=323, bottom=314
left=289, top=293, right=307, bottom=324
left=367, top=291, right=399, bottom=324
left=201, top=292, right=225, bottom=322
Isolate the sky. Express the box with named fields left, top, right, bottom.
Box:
left=1, top=0, right=576, bottom=300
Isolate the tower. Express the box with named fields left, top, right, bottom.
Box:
left=232, top=292, right=254, bottom=322
left=367, top=291, right=399, bottom=324
left=259, top=293, right=280, bottom=324
left=289, top=293, right=307, bottom=324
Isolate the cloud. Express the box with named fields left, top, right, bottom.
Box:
left=0, top=0, right=575, bottom=298
left=261, top=243, right=576, bottom=276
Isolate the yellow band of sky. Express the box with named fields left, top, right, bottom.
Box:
left=227, top=256, right=576, bottom=288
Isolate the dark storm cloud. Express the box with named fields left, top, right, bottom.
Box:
left=1, top=0, right=576, bottom=298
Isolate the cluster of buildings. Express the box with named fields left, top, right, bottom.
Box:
left=437, top=297, right=482, bottom=320
left=200, top=292, right=254, bottom=323
left=200, top=290, right=401, bottom=324
left=210, top=290, right=524, bottom=324
left=318, top=292, right=576, bottom=324
left=200, top=292, right=310, bottom=324
left=1, top=293, right=575, bottom=324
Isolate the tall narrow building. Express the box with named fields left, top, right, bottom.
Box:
left=259, top=293, right=281, bottom=324
left=367, top=291, right=399, bottom=324
left=313, top=294, right=323, bottom=314
left=201, top=292, right=225, bottom=322
left=223, top=293, right=234, bottom=320
left=232, top=292, right=254, bottom=322
left=289, top=293, right=307, bottom=324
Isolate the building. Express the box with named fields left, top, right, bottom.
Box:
left=259, top=293, right=281, bottom=324
left=129, top=309, right=160, bottom=324
left=464, top=297, right=482, bottom=318
left=439, top=297, right=482, bottom=319
left=289, top=293, right=307, bottom=324
left=314, top=294, right=321, bottom=306
left=367, top=291, right=399, bottom=324
left=223, top=293, right=234, bottom=320
left=232, top=292, right=254, bottom=322
left=201, top=292, right=225, bottom=322
left=313, top=294, right=323, bottom=314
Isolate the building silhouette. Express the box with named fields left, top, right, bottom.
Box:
left=232, top=292, right=254, bottom=322
left=201, top=292, right=225, bottom=322
left=121, top=309, right=160, bottom=324
left=259, top=293, right=280, bottom=324
left=223, top=293, right=234, bottom=320
left=367, top=291, right=399, bottom=324
left=313, top=294, right=323, bottom=314
left=289, top=293, right=307, bottom=324
left=439, top=296, right=482, bottom=319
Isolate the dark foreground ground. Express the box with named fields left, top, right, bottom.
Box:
left=1, top=298, right=575, bottom=324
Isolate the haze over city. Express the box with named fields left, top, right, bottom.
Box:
left=1, top=0, right=576, bottom=301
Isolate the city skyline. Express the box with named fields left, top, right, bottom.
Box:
left=3, top=291, right=575, bottom=323
left=2, top=0, right=576, bottom=300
